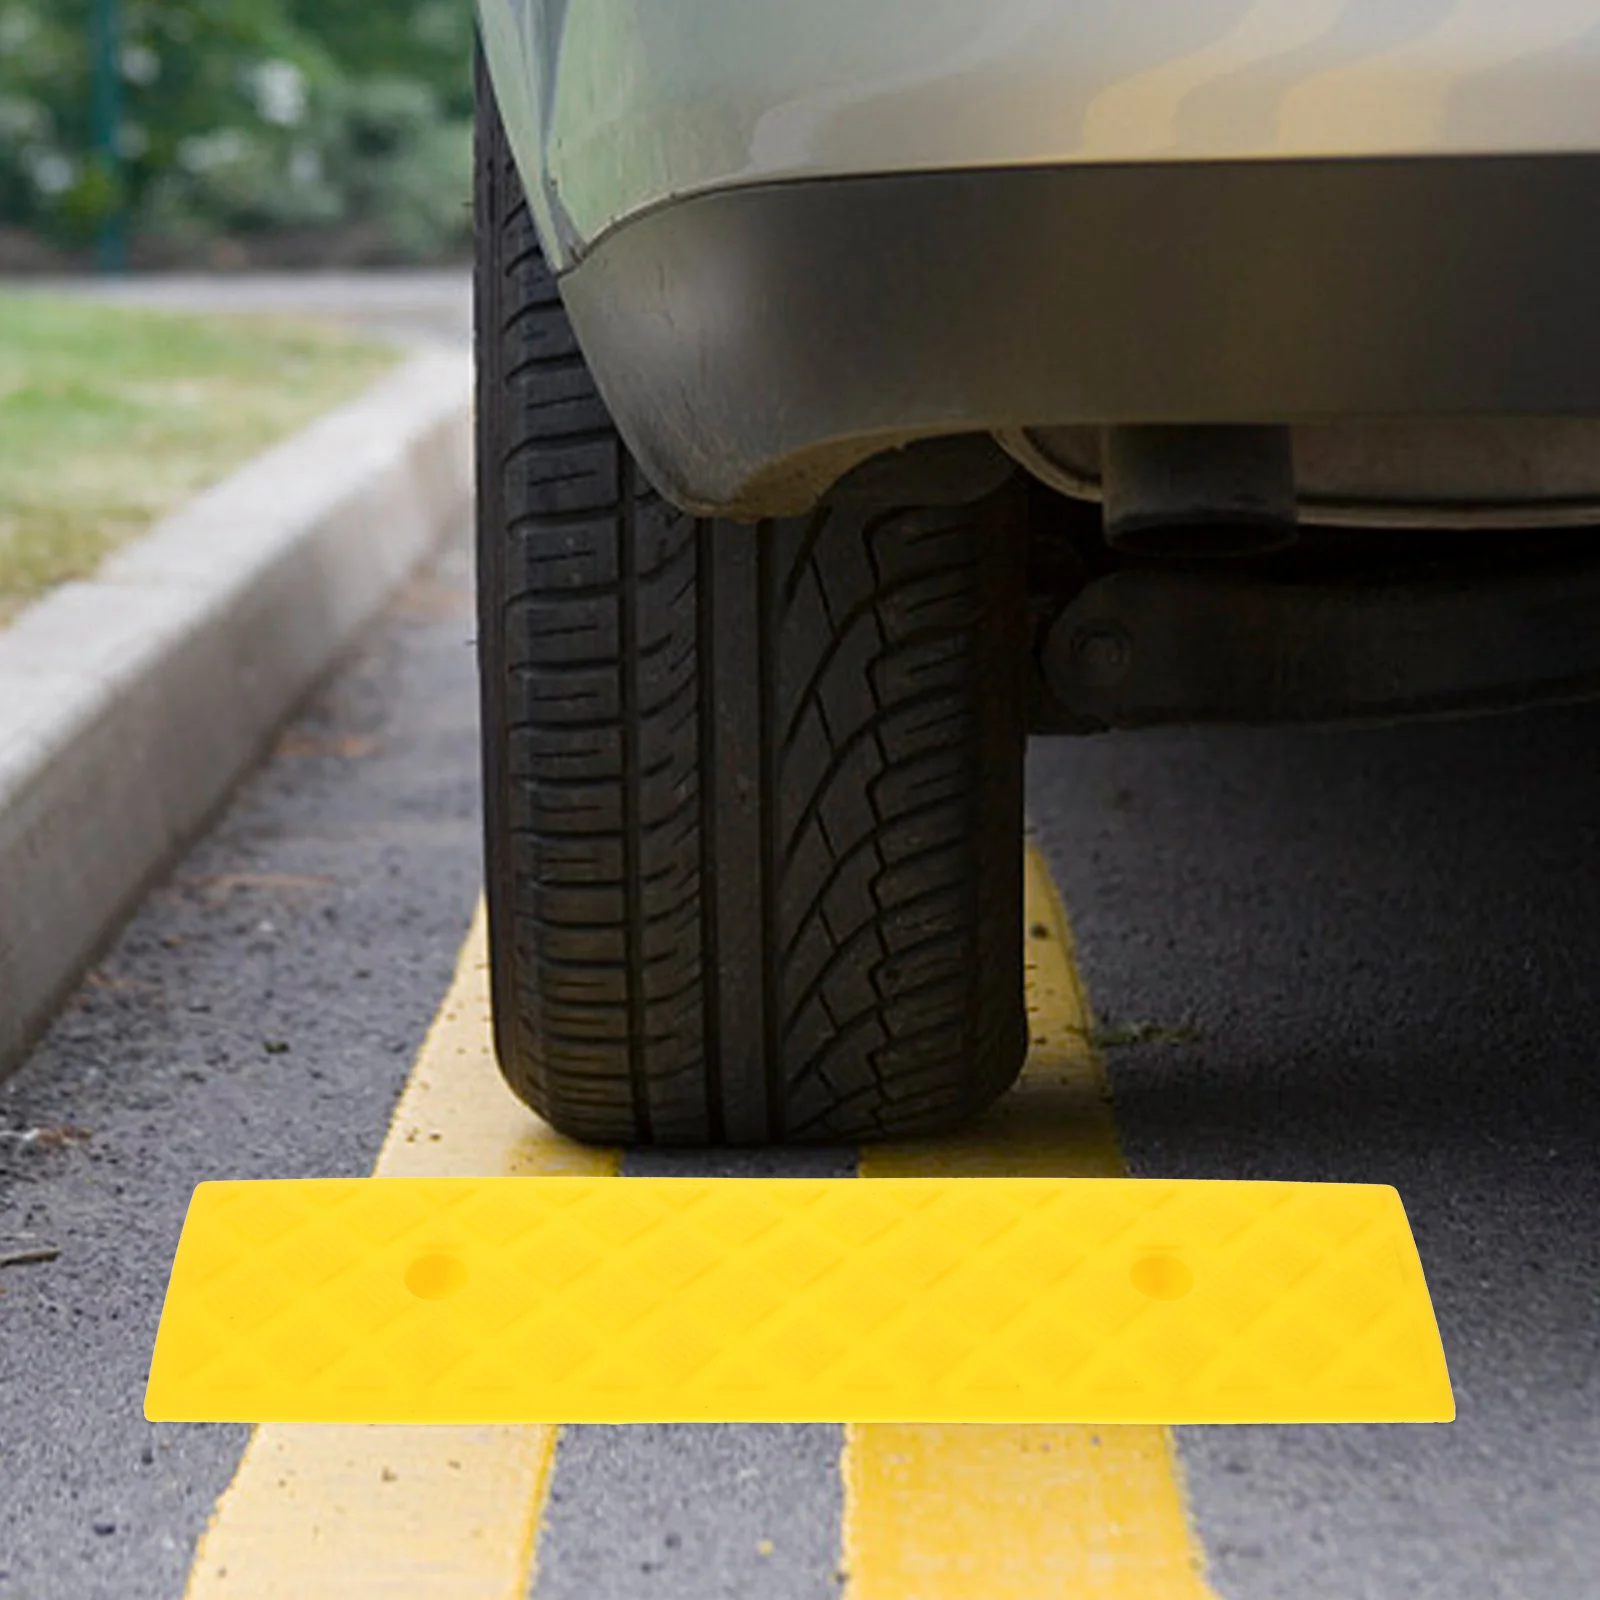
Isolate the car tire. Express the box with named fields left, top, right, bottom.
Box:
left=475, top=61, right=1030, bottom=1144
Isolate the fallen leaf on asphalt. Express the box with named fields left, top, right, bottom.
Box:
left=390, top=574, right=472, bottom=623
left=273, top=730, right=380, bottom=760
left=0, top=1125, right=92, bottom=1149
left=83, top=970, right=164, bottom=996
left=0, top=1245, right=62, bottom=1268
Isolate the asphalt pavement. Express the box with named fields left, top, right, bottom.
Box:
left=2, top=483, right=1598, bottom=1594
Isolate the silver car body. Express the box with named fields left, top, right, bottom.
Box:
left=480, top=0, right=1600, bottom=266
left=478, top=1, right=1600, bottom=520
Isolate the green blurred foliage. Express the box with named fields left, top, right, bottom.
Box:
left=283, top=0, right=475, bottom=118
left=0, top=0, right=475, bottom=262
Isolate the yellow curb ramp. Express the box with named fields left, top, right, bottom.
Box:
left=148, top=1172, right=1450, bottom=1426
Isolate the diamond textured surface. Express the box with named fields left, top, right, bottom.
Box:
left=145, top=1177, right=1453, bottom=1424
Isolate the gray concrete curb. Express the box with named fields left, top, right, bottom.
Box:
left=0, top=346, right=474, bottom=1077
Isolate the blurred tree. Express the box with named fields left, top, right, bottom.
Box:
left=284, top=0, right=475, bottom=117
left=0, top=0, right=475, bottom=264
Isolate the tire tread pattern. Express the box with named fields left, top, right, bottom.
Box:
left=477, top=64, right=1025, bottom=1145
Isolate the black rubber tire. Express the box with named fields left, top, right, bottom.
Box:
left=475, top=63, right=1030, bottom=1145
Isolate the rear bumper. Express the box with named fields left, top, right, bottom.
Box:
left=560, top=154, right=1600, bottom=518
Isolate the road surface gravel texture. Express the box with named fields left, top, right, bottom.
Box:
left=2, top=529, right=1598, bottom=1595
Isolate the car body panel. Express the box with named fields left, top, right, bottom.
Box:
left=552, top=157, right=1600, bottom=516
left=479, top=0, right=1600, bottom=268
left=478, top=3, right=1600, bottom=519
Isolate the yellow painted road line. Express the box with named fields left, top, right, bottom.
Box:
left=846, top=842, right=1218, bottom=1597
left=182, top=907, right=614, bottom=1600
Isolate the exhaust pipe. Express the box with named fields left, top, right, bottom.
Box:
left=1101, top=425, right=1298, bottom=558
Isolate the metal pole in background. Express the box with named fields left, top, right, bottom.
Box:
left=90, top=0, right=127, bottom=273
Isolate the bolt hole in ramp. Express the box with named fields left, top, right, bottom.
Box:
left=405, top=1252, right=469, bottom=1301
left=1131, top=1253, right=1194, bottom=1302
left=146, top=1176, right=1453, bottom=1425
